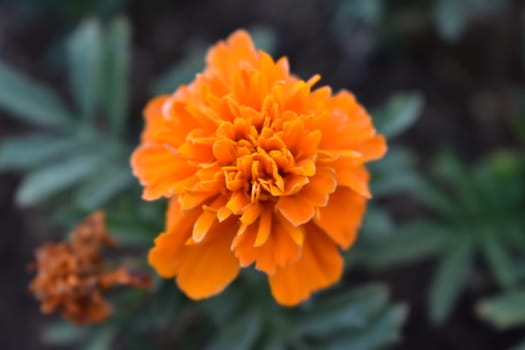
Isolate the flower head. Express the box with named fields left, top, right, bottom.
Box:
left=131, top=30, right=386, bottom=305
left=28, top=212, right=153, bottom=324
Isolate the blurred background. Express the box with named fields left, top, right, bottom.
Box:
left=1, top=0, right=525, bottom=349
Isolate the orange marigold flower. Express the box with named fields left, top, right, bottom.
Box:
left=28, top=212, right=153, bottom=324
left=131, top=30, right=387, bottom=306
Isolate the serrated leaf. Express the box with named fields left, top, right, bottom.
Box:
left=68, top=19, right=103, bottom=120
left=373, top=93, right=424, bottom=139
left=365, top=221, right=448, bottom=269
left=0, top=134, right=75, bottom=170
left=15, top=150, right=108, bottom=206
left=429, top=237, right=473, bottom=324
left=0, top=61, right=73, bottom=127
left=74, top=162, right=134, bottom=210
left=322, top=304, right=408, bottom=350
left=103, top=17, right=131, bottom=135
left=293, top=284, right=388, bottom=337
left=481, top=231, right=517, bottom=289
left=477, top=289, right=525, bottom=329
left=206, top=312, right=262, bottom=350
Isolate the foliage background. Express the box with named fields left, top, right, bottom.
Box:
left=1, top=0, right=525, bottom=349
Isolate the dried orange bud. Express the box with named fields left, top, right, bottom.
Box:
left=28, top=211, right=153, bottom=324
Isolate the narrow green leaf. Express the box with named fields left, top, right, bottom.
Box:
left=413, top=178, right=457, bottom=216
left=365, top=221, right=448, bottom=269
left=293, top=284, right=388, bottom=337
left=481, top=232, right=517, bottom=289
left=433, top=0, right=468, bottom=42
left=258, top=337, right=286, bottom=350
left=74, top=162, right=134, bottom=210
left=433, top=152, right=481, bottom=214
left=372, top=93, right=424, bottom=139
left=68, top=19, right=103, bottom=120
left=15, top=150, right=108, bottom=206
left=250, top=26, right=277, bottom=54
left=82, top=328, right=114, bottom=350
left=323, top=304, right=408, bottom=350
left=361, top=206, right=394, bottom=241
left=103, top=17, right=131, bottom=135
left=41, top=321, right=86, bottom=346
left=0, top=134, right=75, bottom=170
left=429, top=237, right=473, bottom=324
left=510, top=338, right=525, bottom=350
left=0, top=61, right=73, bottom=127
left=477, top=289, right=525, bottom=329
left=206, top=312, right=262, bottom=350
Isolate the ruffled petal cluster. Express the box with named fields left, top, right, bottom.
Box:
left=131, top=30, right=387, bottom=306
left=28, top=212, right=153, bottom=323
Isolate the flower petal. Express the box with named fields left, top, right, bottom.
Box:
left=269, top=225, right=343, bottom=306
left=176, top=219, right=240, bottom=299
left=315, top=186, right=366, bottom=249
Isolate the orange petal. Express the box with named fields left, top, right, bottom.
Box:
left=354, top=135, right=387, bottom=162
left=255, top=206, right=272, bottom=247
left=233, top=212, right=302, bottom=274
left=148, top=199, right=201, bottom=277
left=299, top=167, right=337, bottom=207
left=275, top=195, right=315, bottom=226
left=131, top=144, right=197, bottom=200
left=330, top=162, right=371, bottom=198
left=269, top=225, right=343, bottom=306
left=315, top=187, right=366, bottom=249
left=175, top=219, right=240, bottom=299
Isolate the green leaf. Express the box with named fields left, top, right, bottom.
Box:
left=74, top=161, right=134, bottom=210
left=370, top=147, right=423, bottom=198
left=433, top=152, right=481, bottom=213
left=152, top=47, right=206, bottom=95
left=365, top=221, right=448, bottom=269
left=82, top=328, right=114, bottom=350
left=481, top=231, right=517, bottom=289
left=373, top=92, right=424, bottom=139
left=68, top=19, right=103, bottom=120
left=250, top=26, right=277, bottom=54
left=434, top=0, right=468, bottom=42
left=206, top=312, right=262, bottom=350
left=0, top=134, right=77, bottom=170
left=103, top=17, right=131, bottom=135
left=429, top=237, right=473, bottom=324
left=511, top=338, right=525, bottom=350
left=412, top=178, right=457, bottom=216
left=41, top=321, right=86, bottom=346
left=15, top=149, right=108, bottom=206
left=258, top=337, right=286, bottom=350
left=0, top=61, right=73, bottom=127
left=361, top=206, right=394, bottom=241
left=477, top=289, right=525, bottom=329
left=322, top=304, right=408, bottom=350
left=293, top=284, right=388, bottom=337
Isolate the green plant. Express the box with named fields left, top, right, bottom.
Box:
left=0, top=18, right=134, bottom=212
left=361, top=151, right=525, bottom=324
